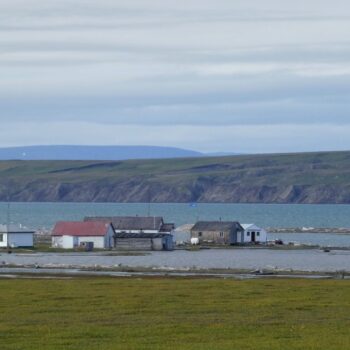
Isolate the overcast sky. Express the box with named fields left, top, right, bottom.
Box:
left=1, top=0, right=350, bottom=153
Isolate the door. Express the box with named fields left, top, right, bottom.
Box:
left=251, top=231, right=256, bottom=242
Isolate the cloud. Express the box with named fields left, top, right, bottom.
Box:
left=1, top=121, right=349, bottom=153
left=0, top=0, right=350, bottom=151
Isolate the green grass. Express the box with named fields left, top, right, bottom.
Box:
left=0, top=277, right=349, bottom=349
left=1, top=150, right=350, bottom=202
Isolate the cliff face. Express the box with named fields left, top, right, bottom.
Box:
left=1, top=151, right=350, bottom=204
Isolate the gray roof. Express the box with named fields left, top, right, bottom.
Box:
left=191, top=221, right=243, bottom=232
left=84, top=216, right=164, bottom=230
left=160, top=223, right=175, bottom=232
left=114, top=232, right=172, bottom=239
left=0, top=224, right=35, bottom=233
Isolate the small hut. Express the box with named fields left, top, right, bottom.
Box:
left=190, top=221, right=244, bottom=245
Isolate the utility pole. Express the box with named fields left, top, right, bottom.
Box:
left=5, top=182, right=11, bottom=253
left=6, top=201, right=10, bottom=252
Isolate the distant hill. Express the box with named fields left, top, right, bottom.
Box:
left=1, top=151, right=350, bottom=204
left=0, top=145, right=203, bottom=160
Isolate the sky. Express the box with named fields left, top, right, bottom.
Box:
left=0, top=0, right=350, bottom=153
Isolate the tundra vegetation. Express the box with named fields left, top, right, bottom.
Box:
left=1, top=151, right=350, bottom=203
left=0, top=277, right=349, bottom=349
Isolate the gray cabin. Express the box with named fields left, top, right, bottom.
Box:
left=191, top=221, right=244, bottom=245
left=112, top=232, right=173, bottom=251
left=84, top=216, right=174, bottom=251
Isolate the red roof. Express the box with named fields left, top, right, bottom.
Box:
left=52, top=221, right=112, bottom=237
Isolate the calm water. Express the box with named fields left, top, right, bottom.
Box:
left=1, top=202, right=350, bottom=229
left=1, top=202, right=350, bottom=246
left=1, top=250, right=350, bottom=272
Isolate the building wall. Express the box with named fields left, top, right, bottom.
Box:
left=52, top=236, right=63, bottom=248
left=191, top=230, right=233, bottom=244
left=243, top=228, right=267, bottom=243
left=0, top=233, right=8, bottom=247
left=62, top=235, right=78, bottom=249
left=0, top=233, right=34, bottom=247
left=52, top=235, right=109, bottom=249
left=77, top=236, right=106, bottom=249
left=115, top=238, right=153, bottom=250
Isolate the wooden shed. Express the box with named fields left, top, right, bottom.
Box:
left=112, top=232, right=174, bottom=251
left=190, top=221, right=244, bottom=245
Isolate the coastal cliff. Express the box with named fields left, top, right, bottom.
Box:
left=1, top=151, right=350, bottom=204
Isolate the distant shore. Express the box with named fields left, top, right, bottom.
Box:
left=266, top=227, right=350, bottom=234
left=175, top=224, right=350, bottom=235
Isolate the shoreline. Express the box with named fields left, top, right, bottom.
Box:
left=175, top=224, right=350, bottom=235
left=1, top=248, right=350, bottom=275
left=266, top=227, right=350, bottom=234
left=0, top=265, right=349, bottom=280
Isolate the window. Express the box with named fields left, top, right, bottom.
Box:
left=219, top=232, right=224, bottom=237
left=198, top=232, right=202, bottom=237
left=257, top=232, right=260, bottom=236
left=0, top=234, right=3, bottom=242
left=247, top=232, right=250, bottom=236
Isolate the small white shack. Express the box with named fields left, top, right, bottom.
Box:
left=51, top=221, right=114, bottom=249
left=0, top=224, right=34, bottom=248
left=241, top=224, right=267, bottom=244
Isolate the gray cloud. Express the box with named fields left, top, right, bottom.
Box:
left=0, top=0, right=350, bottom=151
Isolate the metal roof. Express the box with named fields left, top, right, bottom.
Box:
left=52, top=221, right=112, bottom=236
left=191, top=221, right=243, bottom=232
left=84, top=216, right=165, bottom=230
left=159, top=223, right=175, bottom=232
left=0, top=224, right=35, bottom=234
left=115, top=232, right=172, bottom=239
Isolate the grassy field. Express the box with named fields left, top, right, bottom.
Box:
left=0, top=277, right=349, bottom=350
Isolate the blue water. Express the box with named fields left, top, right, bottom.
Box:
left=1, top=202, right=350, bottom=229
left=1, top=202, right=350, bottom=247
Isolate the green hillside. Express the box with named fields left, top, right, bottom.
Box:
left=1, top=151, right=350, bottom=203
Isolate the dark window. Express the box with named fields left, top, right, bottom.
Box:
left=198, top=232, right=202, bottom=237
left=0, top=234, right=3, bottom=242
left=247, top=232, right=250, bottom=236
left=257, top=232, right=260, bottom=236
left=220, top=232, right=224, bottom=237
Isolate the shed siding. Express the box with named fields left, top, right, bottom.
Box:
left=1, top=233, right=34, bottom=247
left=115, top=238, right=152, bottom=251
left=7, top=233, right=34, bottom=247
left=191, top=229, right=232, bottom=244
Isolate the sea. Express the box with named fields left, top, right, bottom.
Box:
left=1, top=202, right=350, bottom=247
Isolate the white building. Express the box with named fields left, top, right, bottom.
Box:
left=241, top=224, right=267, bottom=243
left=0, top=224, right=34, bottom=248
left=51, top=221, right=114, bottom=249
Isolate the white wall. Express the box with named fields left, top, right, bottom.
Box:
left=51, top=226, right=115, bottom=249
left=0, top=233, right=7, bottom=247
left=243, top=226, right=267, bottom=243
left=62, top=235, right=78, bottom=249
